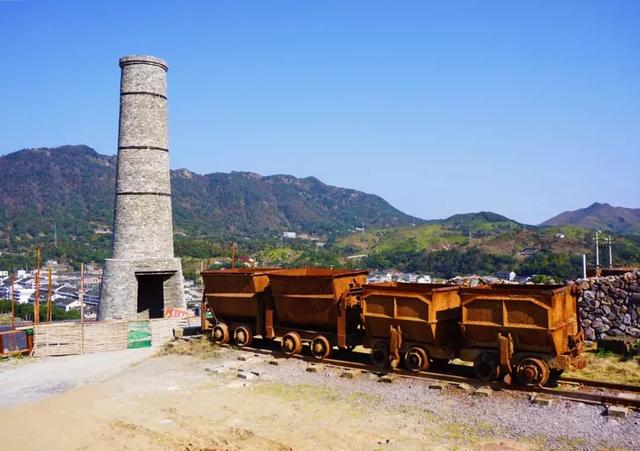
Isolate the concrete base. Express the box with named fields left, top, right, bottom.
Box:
left=531, top=394, right=553, bottom=406
left=473, top=386, right=493, bottom=397
left=607, top=406, right=629, bottom=418
left=99, top=258, right=185, bottom=320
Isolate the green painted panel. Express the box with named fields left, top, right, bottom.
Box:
left=127, top=320, right=151, bottom=349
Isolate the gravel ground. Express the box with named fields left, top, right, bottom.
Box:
left=1, top=344, right=637, bottom=450
left=217, top=349, right=640, bottom=450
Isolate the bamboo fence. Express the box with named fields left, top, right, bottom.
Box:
left=33, top=318, right=185, bottom=357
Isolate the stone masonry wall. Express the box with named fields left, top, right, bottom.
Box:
left=574, top=270, right=640, bottom=341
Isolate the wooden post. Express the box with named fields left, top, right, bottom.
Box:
left=79, top=263, right=84, bottom=323
left=79, top=263, right=85, bottom=354
left=199, top=260, right=206, bottom=331
left=10, top=273, right=15, bottom=351
left=230, top=242, right=237, bottom=269
left=34, top=246, right=41, bottom=325
left=47, top=266, right=53, bottom=322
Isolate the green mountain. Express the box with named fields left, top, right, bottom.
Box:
left=335, top=212, right=640, bottom=279
left=540, top=202, right=640, bottom=235
left=0, top=145, right=421, bottom=243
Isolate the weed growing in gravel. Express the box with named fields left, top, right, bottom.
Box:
left=254, top=382, right=342, bottom=404
left=347, top=390, right=381, bottom=405
left=0, top=353, right=30, bottom=367
left=157, top=337, right=222, bottom=359
left=564, top=350, right=640, bottom=385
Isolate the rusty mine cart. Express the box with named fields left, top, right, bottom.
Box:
left=459, top=284, right=586, bottom=386
left=202, top=268, right=368, bottom=360
left=268, top=268, right=368, bottom=359
left=201, top=268, right=278, bottom=347
left=361, top=282, right=462, bottom=371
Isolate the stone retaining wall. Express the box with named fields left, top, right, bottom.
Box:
left=574, top=270, right=640, bottom=341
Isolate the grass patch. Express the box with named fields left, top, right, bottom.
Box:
left=253, top=382, right=343, bottom=403
left=564, top=350, right=640, bottom=385
left=0, top=353, right=29, bottom=366
left=347, top=390, right=381, bottom=405
left=157, top=337, right=222, bottom=360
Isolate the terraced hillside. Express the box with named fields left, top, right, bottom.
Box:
left=335, top=213, right=640, bottom=279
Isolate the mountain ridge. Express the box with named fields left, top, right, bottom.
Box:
left=540, top=202, right=640, bottom=235
left=0, top=145, right=421, bottom=241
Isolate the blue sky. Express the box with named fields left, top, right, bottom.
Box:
left=0, top=1, right=638, bottom=224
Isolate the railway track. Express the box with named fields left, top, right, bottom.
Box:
left=206, top=337, right=640, bottom=411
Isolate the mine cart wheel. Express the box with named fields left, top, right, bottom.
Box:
left=515, top=357, right=550, bottom=387
left=371, top=342, right=390, bottom=368
left=404, top=347, right=429, bottom=372
left=546, top=369, right=563, bottom=387
left=281, top=332, right=303, bottom=356
left=233, top=326, right=253, bottom=348
left=311, top=336, right=332, bottom=360
left=212, top=323, right=230, bottom=345
left=473, top=353, right=500, bottom=382
left=430, top=358, right=450, bottom=369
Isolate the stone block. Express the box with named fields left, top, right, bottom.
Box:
left=607, top=406, right=629, bottom=418
left=452, top=382, right=474, bottom=393
left=340, top=370, right=359, bottom=379
left=531, top=395, right=553, bottom=406
left=378, top=374, right=397, bottom=383
left=473, top=387, right=492, bottom=397
left=306, top=364, right=324, bottom=373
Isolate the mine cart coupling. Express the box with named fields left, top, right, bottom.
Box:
left=389, top=325, right=403, bottom=369
left=498, top=332, right=514, bottom=376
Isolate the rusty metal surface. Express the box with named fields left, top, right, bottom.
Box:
left=361, top=282, right=462, bottom=366
left=200, top=269, right=585, bottom=383
left=0, top=329, right=31, bottom=356
left=268, top=268, right=368, bottom=348
left=587, top=267, right=638, bottom=277
left=459, top=284, right=583, bottom=379
left=201, top=268, right=280, bottom=339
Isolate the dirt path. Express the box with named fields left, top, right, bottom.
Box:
left=0, top=348, right=154, bottom=408
left=0, top=346, right=637, bottom=450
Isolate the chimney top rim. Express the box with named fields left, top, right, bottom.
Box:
left=119, top=55, right=168, bottom=71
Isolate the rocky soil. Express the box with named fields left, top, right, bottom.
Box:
left=2, top=346, right=638, bottom=450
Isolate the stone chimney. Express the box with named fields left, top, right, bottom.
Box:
left=99, top=55, right=185, bottom=320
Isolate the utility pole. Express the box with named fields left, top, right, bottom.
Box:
left=595, top=231, right=600, bottom=269
left=34, top=246, right=41, bottom=325
left=362, top=223, right=366, bottom=253
left=608, top=237, right=613, bottom=269
left=582, top=254, right=587, bottom=279
left=47, top=266, right=53, bottom=322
